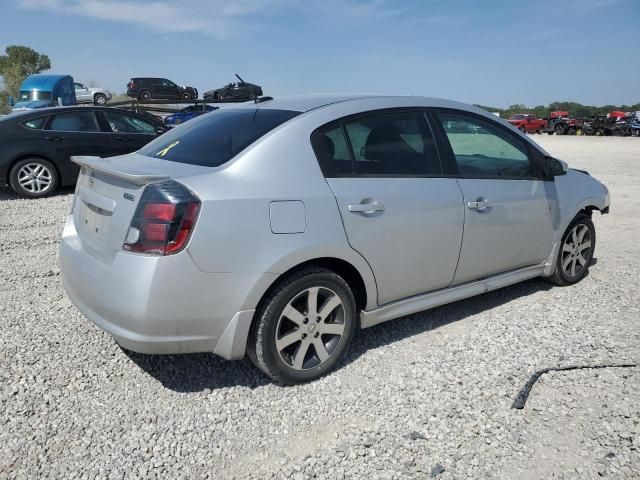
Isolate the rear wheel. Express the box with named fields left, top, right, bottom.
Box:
left=519, top=126, right=527, bottom=134
left=9, top=158, right=59, bottom=198
left=138, top=90, right=151, bottom=101
left=546, top=214, right=596, bottom=286
left=93, top=93, right=107, bottom=105
left=555, top=124, right=565, bottom=135
left=596, top=129, right=604, bottom=136
left=567, top=128, right=576, bottom=135
left=248, top=267, right=357, bottom=384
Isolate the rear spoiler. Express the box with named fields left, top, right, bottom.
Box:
left=71, top=156, right=169, bottom=186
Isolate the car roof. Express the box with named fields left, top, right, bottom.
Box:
left=0, top=106, right=160, bottom=122
left=232, top=94, right=505, bottom=120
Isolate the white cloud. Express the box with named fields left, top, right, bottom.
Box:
left=17, top=0, right=405, bottom=36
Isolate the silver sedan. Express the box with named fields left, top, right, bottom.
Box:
left=59, top=95, right=610, bottom=384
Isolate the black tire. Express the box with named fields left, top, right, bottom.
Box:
left=519, top=126, right=527, bottom=134
left=9, top=157, right=59, bottom=198
left=536, top=128, right=543, bottom=134
left=567, top=128, right=576, bottom=136
left=596, top=129, right=604, bottom=136
left=547, top=131, right=554, bottom=135
left=555, top=124, right=565, bottom=135
left=247, top=267, right=357, bottom=385
left=138, top=90, right=151, bottom=101
left=546, top=213, right=596, bottom=286
left=93, top=93, right=107, bottom=105
left=181, top=92, right=192, bottom=100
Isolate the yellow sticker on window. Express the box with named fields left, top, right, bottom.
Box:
left=156, top=140, right=180, bottom=157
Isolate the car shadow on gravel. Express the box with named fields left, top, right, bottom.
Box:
left=126, top=277, right=559, bottom=393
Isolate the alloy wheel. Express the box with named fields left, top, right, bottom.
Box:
left=17, top=163, right=53, bottom=194
left=275, top=286, right=346, bottom=370
left=561, top=224, right=592, bottom=278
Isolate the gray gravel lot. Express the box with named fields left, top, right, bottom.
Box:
left=1, top=136, right=639, bottom=479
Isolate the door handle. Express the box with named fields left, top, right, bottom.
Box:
left=348, top=203, right=385, bottom=214
left=115, top=137, right=131, bottom=142
left=467, top=199, right=491, bottom=211
left=45, top=136, right=62, bottom=142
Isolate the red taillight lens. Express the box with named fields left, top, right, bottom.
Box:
left=123, top=180, right=200, bottom=256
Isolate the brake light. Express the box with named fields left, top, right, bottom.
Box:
left=123, top=180, right=200, bottom=255
left=128, top=81, right=135, bottom=89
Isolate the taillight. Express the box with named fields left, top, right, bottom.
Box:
left=123, top=180, right=200, bottom=255
left=128, top=81, right=135, bottom=89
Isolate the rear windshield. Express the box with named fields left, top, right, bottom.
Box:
left=139, top=108, right=300, bottom=167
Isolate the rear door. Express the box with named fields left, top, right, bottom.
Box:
left=43, top=110, right=114, bottom=184
left=313, top=109, right=465, bottom=306
left=432, top=110, right=555, bottom=285
left=99, top=110, right=159, bottom=155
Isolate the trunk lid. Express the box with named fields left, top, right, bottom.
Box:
left=71, top=154, right=209, bottom=264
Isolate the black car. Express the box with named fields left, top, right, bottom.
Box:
left=203, top=74, right=263, bottom=101
left=0, top=106, right=166, bottom=198
left=126, top=78, right=198, bottom=101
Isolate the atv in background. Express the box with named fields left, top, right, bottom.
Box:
left=543, top=111, right=583, bottom=135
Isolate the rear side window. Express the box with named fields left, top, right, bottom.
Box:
left=139, top=109, right=300, bottom=167
left=47, top=112, right=100, bottom=132
left=312, top=111, right=441, bottom=176
left=21, top=116, right=47, bottom=129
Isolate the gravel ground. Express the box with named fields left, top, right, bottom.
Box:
left=1, top=136, right=639, bottom=479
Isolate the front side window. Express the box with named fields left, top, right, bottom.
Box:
left=162, top=79, right=176, bottom=88
left=103, top=111, right=155, bottom=134
left=437, top=112, right=533, bottom=178
left=313, top=111, right=440, bottom=176
left=47, top=111, right=100, bottom=132
left=74, top=83, right=85, bottom=90
left=139, top=108, right=300, bottom=167
left=21, top=116, right=47, bottom=129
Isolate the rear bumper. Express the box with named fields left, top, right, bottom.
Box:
left=59, top=215, right=276, bottom=358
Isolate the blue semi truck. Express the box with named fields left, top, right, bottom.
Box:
left=9, top=74, right=76, bottom=111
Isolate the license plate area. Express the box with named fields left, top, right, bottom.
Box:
left=76, top=201, right=113, bottom=252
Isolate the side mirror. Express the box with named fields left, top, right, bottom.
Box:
left=545, top=157, right=568, bottom=177
left=155, top=126, right=167, bottom=135
left=8, top=96, right=14, bottom=107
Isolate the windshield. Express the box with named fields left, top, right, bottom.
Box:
left=19, top=90, right=52, bottom=101
left=509, top=114, right=525, bottom=120
left=139, top=108, right=300, bottom=167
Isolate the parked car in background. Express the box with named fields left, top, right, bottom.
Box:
left=203, top=74, right=263, bottom=101
left=74, top=82, right=112, bottom=105
left=59, top=95, right=609, bottom=384
left=9, top=74, right=76, bottom=111
left=164, top=104, right=218, bottom=127
left=127, top=78, right=198, bottom=101
left=507, top=114, right=547, bottom=134
left=0, top=106, right=166, bottom=198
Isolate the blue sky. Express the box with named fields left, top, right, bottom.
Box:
left=2, top=0, right=639, bottom=107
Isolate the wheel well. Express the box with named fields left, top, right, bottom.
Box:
left=8, top=155, right=60, bottom=184
left=580, top=206, right=600, bottom=217
left=255, top=257, right=368, bottom=317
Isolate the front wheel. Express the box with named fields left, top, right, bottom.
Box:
left=9, top=158, right=59, bottom=198
left=248, top=267, right=357, bottom=384
left=181, top=92, right=192, bottom=100
left=546, top=214, right=596, bottom=286
left=555, top=125, right=565, bottom=135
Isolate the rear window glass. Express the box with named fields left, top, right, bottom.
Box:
left=139, top=109, right=300, bottom=167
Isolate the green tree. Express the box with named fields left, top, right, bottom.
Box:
left=0, top=45, right=51, bottom=98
